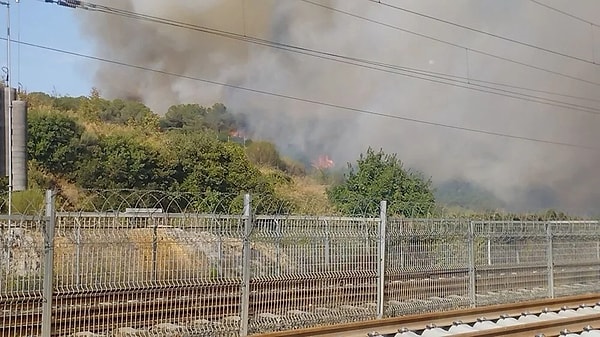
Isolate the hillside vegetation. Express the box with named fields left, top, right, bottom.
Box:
left=13, top=90, right=574, bottom=219
left=19, top=90, right=334, bottom=214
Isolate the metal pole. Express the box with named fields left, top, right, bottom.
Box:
left=41, top=190, right=56, bottom=337
left=5, top=1, right=11, bottom=218
left=75, top=222, right=80, bottom=286
left=0, top=0, right=12, bottom=220
left=324, top=219, right=330, bottom=270
left=546, top=222, right=555, bottom=299
left=468, top=221, right=477, bottom=307
left=152, top=220, right=158, bottom=283
left=239, top=194, right=252, bottom=336
left=376, top=200, right=387, bottom=319
left=275, top=219, right=281, bottom=276
left=487, top=238, right=491, bottom=265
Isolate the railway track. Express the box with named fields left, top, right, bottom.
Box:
left=255, top=294, right=600, bottom=337
left=2, top=267, right=599, bottom=336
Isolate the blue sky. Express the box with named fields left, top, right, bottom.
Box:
left=0, top=0, right=93, bottom=96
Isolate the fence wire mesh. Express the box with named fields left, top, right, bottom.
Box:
left=550, top=221, right=600, bottom=297
left=0, top=215, right=48, bottom=336
left=52, top=212, right=246, bottom=335
left=385, top=219, right=471, bottom=316
left=248, top=216, right=379, bottom=333
left=471, top=221, right=549, bottom=305
left=2, top=190, right=600, bottom=336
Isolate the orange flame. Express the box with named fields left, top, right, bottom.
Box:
left=229, top=129, right=247, bottom=139
left=312, top=155, right=335, bottom=170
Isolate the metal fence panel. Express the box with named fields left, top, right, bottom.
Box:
left=52, top=212, right=246, bottom=336
left=472, top=221, right=549, bottom=305
left=5, top=191, right=600, bottom=337
left=551, top=221, right=600, bottom=296
left=384, top=219, right=471, bottom=316
left=248, top=216, right=379, bottom=334
left=0, top=215, right=47, bottom=337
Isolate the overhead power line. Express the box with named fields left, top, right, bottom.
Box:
left=300, top=0, right=600, bottom=89
left=40, top=0, right=600, bottom=115
left=367, top=0, right=599, bottom=66
left=529, top=0, right=599, bottom=26
left=7, top=37, right=600, bottom=152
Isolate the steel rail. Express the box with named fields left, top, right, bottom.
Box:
left=2, top=275, right=600, bottom=336
left=255, top=293, right=600, bottom=336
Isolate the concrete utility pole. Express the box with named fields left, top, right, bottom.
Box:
left=0, top=0, right=13, bottom=217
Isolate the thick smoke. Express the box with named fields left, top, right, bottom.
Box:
left=78, top=0, right=600, bottom=214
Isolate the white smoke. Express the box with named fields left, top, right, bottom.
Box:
left=77, top=0, right=600, bottom=214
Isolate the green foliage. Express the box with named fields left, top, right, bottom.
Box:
left=27, top=110, right=85, bottom=176
left=21, top=92, right=55, bottom=109
left=435, top=179, right=506, bottom=211
left=160, top=103, right=244, bottom=134
left=168, top=131, right=263, bottom=193
left=28, top=161, right=54, bottom=190
left=98, top=98, right=155, bottom=126
left=327, top=148, right=435, bottom=217
left=53, top=96, right=87, bottom=112
left=281, top=157, right=306, bottom=176
left=78, top=88, right=110, bottom=121
left=246, top=141, right=285, bottom=169
left=266, top=170, right=293, bottom=186
left=10, top=189, right=45, bottom=215
left=0, top=175, right=7, bottom=191
left=76, top=133, right=170, bottom=190
left=313, top=169, right=345, bottom=186
left=66, top=89, right=158, bottom=127
left=165, top=131, right=287, bottom=213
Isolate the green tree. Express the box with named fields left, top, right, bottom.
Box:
left=160, top=104, right=206, bottom=130
left=327, top=148, right=435, bottom=217
left=245, top=141, right=284, bottom=169
left=53, top=96, right=87, bottom=112
left=166, top=131, right=286, bottom=213
left=205, top=103, right=245, bottom=134
left=27, top=111, right=85, bottom=176
left=22, top=92, right=54, bottom=109
left=98, top=99, right=155, bottom=125
left=160, top=103, right=245, bottom=134
left=76, top=133, right=170, bottom=190
left=78, top=88, right=110, bottom=122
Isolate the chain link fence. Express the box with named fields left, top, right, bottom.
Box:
left=1, top=190, right=600, bottom=336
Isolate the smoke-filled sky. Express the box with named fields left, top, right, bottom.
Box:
left=13, top=0, right=600, bottom=214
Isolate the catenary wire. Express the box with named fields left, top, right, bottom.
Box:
left=42, top=0, right=600, bottom=110
left=299, top=0, right=600, bottom=89
left=529, top=0, right=599, bottom=26
left=40, top=0, right=600, bottom=114
left=7, top=37, right=600, bottom=152
left=367, top=0, right=599, bottom=66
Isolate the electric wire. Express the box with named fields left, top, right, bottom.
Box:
left=367, top=0, right=599, bottom=66
left=39, top=0, right=600, bottom=115
left=299, top=0, right=600, bottom=89
left=6, top=36, right=600, bottom=152
left=528, top=0, right=599, bottom=26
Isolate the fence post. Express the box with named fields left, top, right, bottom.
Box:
left=324, top=220, right=331, bottom=270
left=377, top=200, right=387, bottom=319
left=240, top=194, right=252, bottom=336
left=75, top=220, right=81, bottom=286
left=152, top=220, right=158, bottom=283
left=41, top=190, right=56, bottom=337
left=468, top=221, right=476, bottom=307
left=546, top=222, right=555, bottom=299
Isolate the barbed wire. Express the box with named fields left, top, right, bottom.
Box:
left=0, top=189, right=592, bottom=220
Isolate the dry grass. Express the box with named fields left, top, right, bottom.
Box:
left=277, top=175, right=335, bottom=215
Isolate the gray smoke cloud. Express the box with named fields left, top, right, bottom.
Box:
left=78, top=0, right=600, bottom=214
